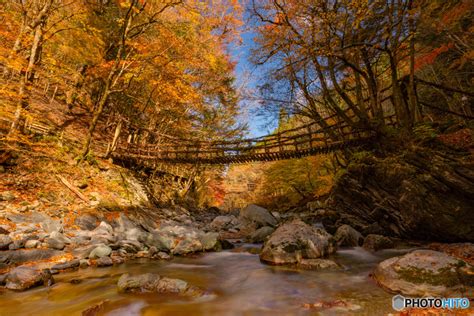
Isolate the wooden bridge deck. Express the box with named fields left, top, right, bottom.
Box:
left=112, top=113, right=397, bottom=165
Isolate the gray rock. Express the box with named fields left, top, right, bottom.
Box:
left=95, top=221, right=113, bottom=234
left=148, top=246, right=158, bottom=257
left=209, top=215, right=239, bottom=231
left=155, top=252, right=172, bottom=260
left=297, top=259, right=341, bottom=270
left=0, top=235, right=13, bottom=250
left=117, top=273, right=204, bottom=297
left=172, top=237, right=202, bottom=255
left=334, top=225, right=363, bottom=247
left=0, top=249, right=62, bottom=267
left=249, top=226, right=275, bottom=243
left=50, top=231, right=71, bottom=244
left=72, top=245, right=97, bottom=260
left=118, top=240, right=143, bottom=253
left=260, top=219, right=336, bottom=265
left=45, top=237, right=65, bottom=250
left=362, top=234, right=393, bottom=251
left=96, top=256, right=113, bottom=267
left=5, top=266, right=54, bottom=291
left=199, top=232, right=220, bottom=251
left=125, top=228, right=147, bottom=241
left=145, top=232, right=173, bottom=251
left=40, top=218, right=63, bottom=234
left=240, top=204, right=277, bottom=227
left=74, top=213, right=99, bottom=230
left=374, top=250, right=474, bottom=296
left=89, top=244, right=112, bottom=259
left=24, top=240, right=41, bottom=249
left=51, top=259, right=80, bottom=271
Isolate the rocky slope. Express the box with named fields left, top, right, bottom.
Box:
left=328, top=142, right=474, bottom=242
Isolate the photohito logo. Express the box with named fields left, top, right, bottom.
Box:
left=392, top=295, right=470, bottom=311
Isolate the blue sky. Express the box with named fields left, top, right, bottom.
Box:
left=229, top=20, right=278, bottom=138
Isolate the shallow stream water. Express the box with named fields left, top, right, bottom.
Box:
left=0, top=244, right=413, bottom=316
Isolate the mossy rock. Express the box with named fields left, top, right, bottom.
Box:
left=374, top=250, right=474, bottom=297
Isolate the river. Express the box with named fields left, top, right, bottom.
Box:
left=0, top=244, right=413, bottom=315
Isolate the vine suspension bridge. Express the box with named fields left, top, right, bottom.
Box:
left=112, top=112, right=397, bottom=166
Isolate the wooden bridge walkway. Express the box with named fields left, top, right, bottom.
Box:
left=112, top=113, right=398, bottom=165
left=1, top=105, right=397, bottom=166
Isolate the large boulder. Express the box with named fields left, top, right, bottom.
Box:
left=240, top=204, right=277, bottom=228
left=362, top=234, right=393, bottom=251
left=117, top=273, right=205, bottom=297
left=260, top=219, right=336, bottom=265
left=333, top=225, right=363, bottom=247
left=5, top=266, right=54, bottom=291
left=374, top=250, right=474, bottom=296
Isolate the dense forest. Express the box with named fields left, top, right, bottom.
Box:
left=0, top=0, right=473, bottom=315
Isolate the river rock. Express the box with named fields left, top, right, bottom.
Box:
left=89, top=244, right=112, bottom=259
left=297, top=259, right=341, bottom=270
left=334, top=225, right=363, bottom=247
left=5, top=266, right=54, bottom=291
left=145, top=232, right=173, bottom=251
left=260, top=219, right=336, bottom=265
left=75, top=213, right=99, bottom=230
left=93, top=221, right=113, bottom=235
left=209, top=215, right=239, bottom=231
left=362, top=234, right=393, bottom=251
left=172, top=238, right=202, bottom=255
left=199, top=232, right=220, bottom=251
left=0, top=249, right=61, bottom=268
left=0, top=235, right=12, bottom=250
left=96, top=256, right=113, bottom=267
left=240, top=204, right=277, bottom=228
left=52, top=259, right=81, bottom=272
left=118, top=240, right=143, bottom=253
left=45, top=237, right=65, bottom=250
left=117, top=273, right=204, bottom=297
left=373, top=250, right=474, bottom=296
left=24, top=240, right=41, bottom=249
left=40, top=218, right=63, bottom=233
left=248, top=226, right=274, bottom=243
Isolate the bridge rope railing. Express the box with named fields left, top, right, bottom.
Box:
left=112, top=112, right=398, bottom=164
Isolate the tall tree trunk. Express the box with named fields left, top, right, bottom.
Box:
left=389, top=53, right=410, bottom=129
left=9, top=25, right=44, bottom=133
